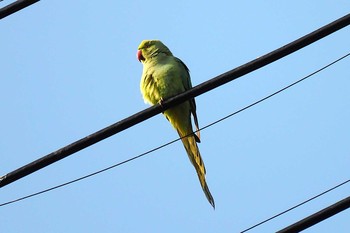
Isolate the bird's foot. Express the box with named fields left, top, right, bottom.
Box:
left=158, top=98, right=165, bottom=113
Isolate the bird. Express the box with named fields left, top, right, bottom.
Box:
left=137, top=40, right=215, bottom=208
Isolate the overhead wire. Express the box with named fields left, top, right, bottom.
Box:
left=276, top=195, right=350, bottom=233
left=200, top=52, right=350, bottom=131
left=1, top=51, right=349, bottom=208
left=0, top=0, right=39, bottom=19
left=241, top=179, right=350, bottom=233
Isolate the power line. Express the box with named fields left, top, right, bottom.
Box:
left=241, top=179, right=350, bottom=233
left=1, top=13, right=349, bottom=188
left=1, top=51, right=349, bottom=207
left=277, top=195, right=350, bottom=233
left=0, top=138, right=180, bottom=207
left=0, top=0, right=39, bottom=19
left=200, top=52, right=350, bottom=132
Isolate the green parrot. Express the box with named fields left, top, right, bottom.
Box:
left=137, top=40, right=215, bottom=208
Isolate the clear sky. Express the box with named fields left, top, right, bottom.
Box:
left=1, top=1, right=350, bottom=232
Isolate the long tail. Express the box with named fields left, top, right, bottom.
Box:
left=179, top=131, right=215, bottom=208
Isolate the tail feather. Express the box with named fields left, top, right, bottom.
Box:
left=180, top=132, right=215, bottom=208
left=164, top=105, right=214, bottom=208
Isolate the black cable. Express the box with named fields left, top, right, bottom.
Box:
left=0, top=0, right=39, bottom=19
left=1, top=13, right=350, bottom=188
left=1, top=52, right=348, bottom=207
left=201, top=52, right=350, bottom=132
left=241, top=179, right=350, bottom=233
left=0, top=138, right=179, bottom=207
left=276, top=195, right=350, bottom=233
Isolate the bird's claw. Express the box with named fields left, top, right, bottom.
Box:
left=158, top=98, right=165, bottom=113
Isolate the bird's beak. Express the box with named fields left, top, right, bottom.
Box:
left=137, top=50, right=145, bottom=62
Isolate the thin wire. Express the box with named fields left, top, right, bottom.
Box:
left=1, top=52, right=349, bottom=207
left=201, top=52, right=350, bottom=131
left=0, top=138, right=181, bottom=207
left=276, top=195, right=350, bottom=232
left=241, top=179, right=350, bottom=233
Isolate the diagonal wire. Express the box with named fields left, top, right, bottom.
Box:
left=0, top=138, right=179, bottom=207
left=1, top=52, right=349, bottom=207
left=0, top=0, right=39, bottom=19
left=201, top=52, right=350, bottom=131
left=241, top=179, right=350, bottom=233
left=276, top=195, right=350, bottom=232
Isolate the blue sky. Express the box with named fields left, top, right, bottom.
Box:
left=1, top=1, right=350, bottom=232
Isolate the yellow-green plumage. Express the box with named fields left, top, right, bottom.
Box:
left=137, top=40, right=215, bottom=208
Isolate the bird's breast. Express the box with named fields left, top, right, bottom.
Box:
left=140, top=58, right=185, bottom=106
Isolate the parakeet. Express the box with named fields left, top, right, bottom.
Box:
left=137, top=40, right=215, bottom=208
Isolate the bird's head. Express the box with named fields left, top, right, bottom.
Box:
left=137, top=40, right=172, bottom=63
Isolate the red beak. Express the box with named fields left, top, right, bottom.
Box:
left=137, top=50, right=145, bottom=62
